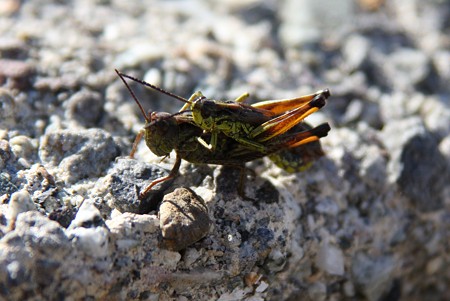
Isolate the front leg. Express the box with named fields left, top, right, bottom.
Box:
left=236, top=165, right=256, bottom=201
left=234, top=92, right=250, bottom=103
left=196, top=130, right=218, bottom=152
left=139, top=153, right=182, bottom=200
left=130, top=129, right=145, bottom=158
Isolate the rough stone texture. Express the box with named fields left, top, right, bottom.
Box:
left=159, top=188, right=211, bottom=252
left=381, top=117, right=450, bottom=212
left=108, top=158, right=174, bottom=214
left=38, top=128, right=119, bottom=184
left=0, top=0, right=449, bottom=300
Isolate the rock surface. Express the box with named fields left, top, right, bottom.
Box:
left=0, top=0, right=449, bottom=300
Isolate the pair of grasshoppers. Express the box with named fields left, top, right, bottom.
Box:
left=115, top=69, right=331, bottom=200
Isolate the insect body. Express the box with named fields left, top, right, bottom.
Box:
left=183, top=89, right=330, bottom=153
left=115, top=70, right=330, bottom=199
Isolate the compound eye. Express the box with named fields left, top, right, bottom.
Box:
left=149, top=111, right=156, bottom=121
left=201, top=100, right=218, bottom=118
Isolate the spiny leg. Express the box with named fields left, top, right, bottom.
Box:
left=195, top=130, right=218, bottom=151
left=238, top=166, right=246, bottom=197
left=236, top=165, right=256, bottom=201
left=139, top=153, right=182, bottom=200
left=130, top=129, right=145, bottom=159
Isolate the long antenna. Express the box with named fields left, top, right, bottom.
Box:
left=115, top=69, right=191, bottom=105
left=115, top=69, right=151, bottom=123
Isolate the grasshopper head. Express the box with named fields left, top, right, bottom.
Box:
left=144, top=112, right=179, bottom=157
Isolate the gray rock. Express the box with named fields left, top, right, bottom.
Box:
left=68, top=199, right=105, bottom=229
left=67, top=226, right=109, bottom=259
left=307, top=281, right=327, bottom=301
left=381, top=117, right=449, bottom=211
left=39, top=128, right=119, bottom=184
left=279, top=0, right=354, bottom=47
left=0, top=89, right=17, bottom=126
left=0, top=172, right=18, bottom=196
left=108, top=158, right=174, bottom=213
left=422, top=94, right=450, bottom=139
left=384, top=48, right=430, bottom=91
left=316, top=242, right=345, bottom=276
left=8, top=190, right=36, bottom=229
left=9, top=135, right=36, bottom=162
left=0, top=59, right=34, bottom=79
left=342, top=34, right=371, bottom=71
left=351, top=253, right=395, bottom=301
left=0, top=212, right=71, bottom=300
left=65, top=88, right=104, bottom=127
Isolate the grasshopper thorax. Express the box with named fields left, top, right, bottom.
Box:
left=192, top=97, right=219, bottom=130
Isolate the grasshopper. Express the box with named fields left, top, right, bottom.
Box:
left=115, top=69, right=330, bottom=199
left=117, top=71, right=329, bottom=153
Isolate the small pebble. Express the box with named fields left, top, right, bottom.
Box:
left=68, top=199, right=104, bottom=229
left=9, top=135, right=35, bottom=159
left=67, top=227, right=109, bottom=258
left=8, top=190, right=35, bottom=229
left=307, top=281, right=327, bottom=301
left=0, top=89, right=16, bottom=121
left=159, top=187, right=210, bottom=252
left=316, top=242, right=345, bottom=276
left=65, top=88, right=104, bottom=127
left=0, top=59, right=33, bottom=78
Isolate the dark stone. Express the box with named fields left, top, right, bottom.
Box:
left=65, top=88, right=104, bottom=127
left=48, top=206, right=75, bottom=228
left=109, top=158, right=173, bottom=213
left=255, top=180, right=280, bottom=204
left=398, top=134, right=449, bottom=212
